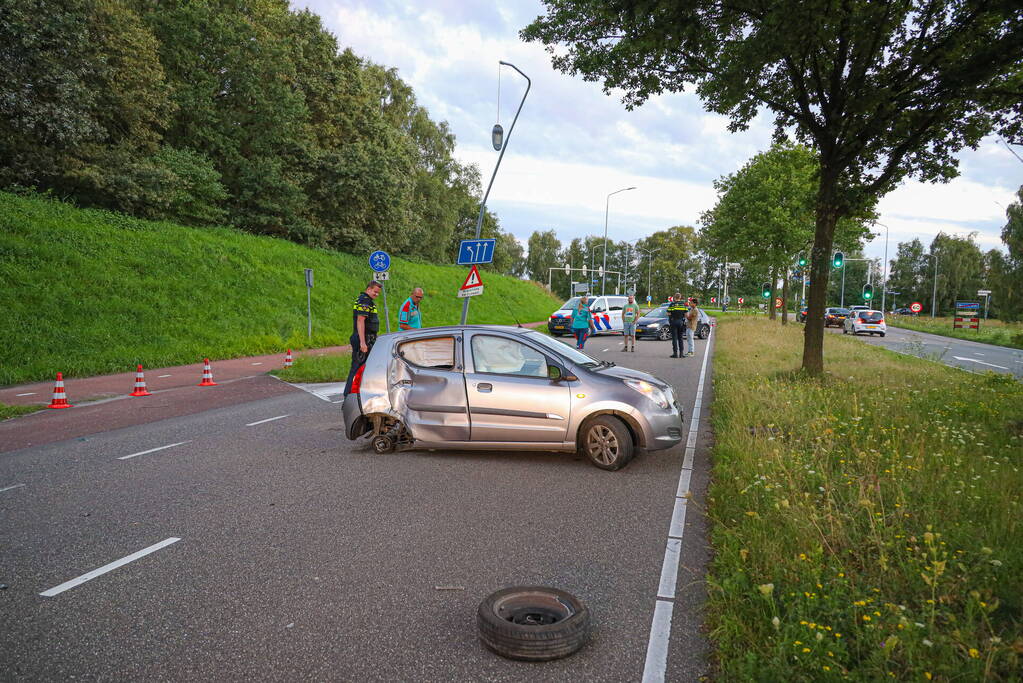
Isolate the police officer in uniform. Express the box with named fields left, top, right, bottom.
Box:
left=667, top=292, right=688, bottom=358
left=344, top=280, right=383, bottom=395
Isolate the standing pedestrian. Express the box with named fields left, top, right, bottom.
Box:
left=344, top=280, right=382, bottom=395
left=621, top=294, right=641, bottom=352
left=571, top=295, right=596, bottom=349
left=685, top=297, right=701, bottom=357
left=667, top=293, right=687, bottom=358
left=398, top=287, right=424, bottom=330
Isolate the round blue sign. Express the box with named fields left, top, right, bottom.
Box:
left=369, top=250, right=390, bottom=272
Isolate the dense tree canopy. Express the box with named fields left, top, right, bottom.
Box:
left=524, top=0, right=1023, bottom=372
left=0, top=0, right=523, bottom=274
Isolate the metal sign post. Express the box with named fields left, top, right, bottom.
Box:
left=304, top=268, right=314, bottom=338
left=978, top=289, right=992, bottom=319
left=370, top=251, right=392, bottom=334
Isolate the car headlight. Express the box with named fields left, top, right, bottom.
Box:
left=624, top=379, right=670, bottom=409
left=647, top=323, right=660, bottom=328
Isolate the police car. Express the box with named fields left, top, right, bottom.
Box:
left=547, top=296, right=628, bottom=336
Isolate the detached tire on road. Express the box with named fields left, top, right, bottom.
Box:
left=477, top=586, right=590, bottom=661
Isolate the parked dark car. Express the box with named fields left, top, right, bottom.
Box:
left=893, top=307, right=915, bottom=316
left=824, top=307, right=850, bottom=327
left=635, top=305, right=714, bottom=340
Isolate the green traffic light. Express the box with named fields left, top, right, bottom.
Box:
left=761, top=282, right=771, bottom=298
left=832, top=251, right=844, bottom=269
left=798, top=255, right=808, bottom=267
left=863, top=284, right=873, bottom=301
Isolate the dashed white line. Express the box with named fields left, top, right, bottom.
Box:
left=251, top=362, right=263, bottom=366
left=39, top=537, right=180, bottom=597
left=117, top=441, right=191, bottom=461
left=1, top=483, right=26, bottom=493
left=15, top=392, right=36, bottom=397
left=643, top=327, right=713, bottom=683
left=952, top=356, right=1008, bottom=370
left=157, top=374, right=172, bottom=378
left=245, top=414, right=290, bottom=426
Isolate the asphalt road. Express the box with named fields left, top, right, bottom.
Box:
left=827, top=324, right=1023, bottom=378
left=0, top=331, right=715, bottom=681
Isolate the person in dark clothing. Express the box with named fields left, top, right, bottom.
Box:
left=667, top=292, right=688, bottom=358
left=344, top=280, right=383, bottom=395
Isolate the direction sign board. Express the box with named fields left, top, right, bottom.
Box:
left=457, top=239, right=496, bottom=266
left=369, top=250, right=390, bottom=272
left=374, top=271, right=389, bottom=281
left=978, top=289, right=992, bottom=296
left=458, top=264, right=484, bottom=298
left=909, top=302, right=923, bottom=313
left=737, top=297, right=744, bottom=304
left=955, top=301, right=981, bottom=311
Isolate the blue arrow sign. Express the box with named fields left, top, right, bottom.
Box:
left=369, top=250, right=390, bottom=272
left=457, top=239, right=496, bottom=265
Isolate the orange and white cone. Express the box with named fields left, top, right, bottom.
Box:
left=198, top=358, right=217, bottom=387
left=129, top=364, right=151, bottom=396
left=284, top=349, right=293, bottom=368
left=48, top=372, right=73, bottom=409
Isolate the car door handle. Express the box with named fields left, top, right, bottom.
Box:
left=477, top=383, right=492, bottom=393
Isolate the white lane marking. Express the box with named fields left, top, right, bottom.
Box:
left=15, top=392, right=36, bottom=397
left=1, top=483, right=26, bottom=493
left=251, top=362, right=263, bottom=366
left=642, top=601, right=675, bottom=683
left=657, top=540, right=682, bottom=599
left=602, top=348, right=609, bottom=352
left=282, top=380, right=347, bottom=403
left=157, top=374, right=172, bottom=378
left=676, top=468, right=692, bottom=499
left=952, top=356, right=1009, bottom=370
left=643, top=327, right=712, bottom=683
left=245, top=414, right=290, bottom=426
left=40, top=537, right=180, bottom=597
left=118, top=441, right=191, bottom=461
left=974, top=353, right=984, bottom=356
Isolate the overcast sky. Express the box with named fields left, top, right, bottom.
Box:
left=297, top=0, right=1022, bottom=265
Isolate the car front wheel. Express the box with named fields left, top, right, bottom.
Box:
left=578, top=415, right=634, bottom=471
left=657, top=326, right=671, bottom=341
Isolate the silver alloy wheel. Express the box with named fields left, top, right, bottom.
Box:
left=586, top=424, right=619, bottom=466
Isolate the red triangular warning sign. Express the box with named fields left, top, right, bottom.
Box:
left=460, top=264, right=483, bottom=290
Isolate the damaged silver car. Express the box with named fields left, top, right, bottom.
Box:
left=342, top=325, right=684, bottom=470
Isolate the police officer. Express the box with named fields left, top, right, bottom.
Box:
left=667, top=292, right=688, bottom=358
left=344, top=280, right=382, bottom=395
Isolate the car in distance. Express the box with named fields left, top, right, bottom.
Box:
left=824, top=307, right=850, bottom=327
left=843, top=309, right=886, bottom=336
left=342, top=325, right=684, bottom=470
left=547, top=295, right=629, bottom=336
left=635, top=304, right=714, bottom=340
left=893, top=307, right=915, bottom=316
left=847, top=305, right=870, bottom=312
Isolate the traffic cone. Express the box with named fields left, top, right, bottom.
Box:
left=129, top=364, right=151, bottom=396
left=48, top=372, right=73, bottom=409
left=198, top=358, right=217, bottom=386
left=284, top=349, right=293, bottom=368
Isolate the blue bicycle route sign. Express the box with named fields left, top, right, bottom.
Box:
left=369, top=250, right=390, bottom=272
left=457, top=239, right=496, bottom=266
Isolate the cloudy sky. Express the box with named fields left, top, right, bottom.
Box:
left=297, top=0, right=1022, bottom=264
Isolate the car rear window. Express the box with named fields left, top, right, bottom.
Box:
left=859, top=312, right=883, bottom=321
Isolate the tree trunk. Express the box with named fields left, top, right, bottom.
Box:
left=768, top=265, right=777, bottom=320
left=801, top=169, right=842, bottom=375
left=781, top=272, right=790, bottom=325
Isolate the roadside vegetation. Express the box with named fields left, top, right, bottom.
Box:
left=0, top=404, right=39, bottom=420
left=0, top=192, right=559, bottom=386
left=707, top=317, right=1022, bottom=679
left=889, top=316, right=1023, bottom=350
left=271, top=353, right=351, bottom=384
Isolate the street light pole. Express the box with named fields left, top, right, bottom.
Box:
left=635, top=246, right=659, bottom=304
left=602, top=186, right=636, bottom=296
left=876, top=222, right=890, bottom=313
left=461, top=61, right=530, bottom=325
left=931, top=251, right=940, bottom=318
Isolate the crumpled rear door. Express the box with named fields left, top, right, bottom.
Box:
left=391, top=334, right=469, bottom=442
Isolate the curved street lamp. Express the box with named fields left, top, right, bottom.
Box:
left=602, top=186, right=636, bottom=295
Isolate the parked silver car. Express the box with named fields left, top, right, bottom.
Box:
left=342, top=325, right=684, bottom=470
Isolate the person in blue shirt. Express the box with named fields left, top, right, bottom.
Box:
left=571, top=296, right=596, bottom=349
left=398, top=287, right=424, bottom=330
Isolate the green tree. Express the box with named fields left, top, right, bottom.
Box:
left=992, top=186, right=1023, bottom=320
left=887, top=238, right=929, bottom=310
left=526, top=230, right=563, bottom=285
left=636, top=226, right=700, bottom=303
left=523, top=1, right=1023, bottom=373
left=925, top=233, right=985, bottom=315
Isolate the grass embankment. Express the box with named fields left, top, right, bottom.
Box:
left=890, top=316, right=1023, bottom=350
left=0, top=192, right=560, bottom=386
left=271, top=353, right=351, bottom=383
left=708, top=317, right=1022, bottom=680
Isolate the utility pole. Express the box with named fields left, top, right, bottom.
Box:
left=931, top=251, right=940, bottom=318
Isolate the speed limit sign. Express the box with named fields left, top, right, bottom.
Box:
left=909, top=301, right=923, bottom=313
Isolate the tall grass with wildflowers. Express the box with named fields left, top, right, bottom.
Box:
left=707, top=317, right=1022, bottom=680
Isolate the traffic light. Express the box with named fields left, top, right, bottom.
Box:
left=862, top=284, right=873, bottom=301
left=832, top=251, right=844, bottom=269
left=798, top=254, right=808, bottom=267
left=761, top=282, right=771, bottom=299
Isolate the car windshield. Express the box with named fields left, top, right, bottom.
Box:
left=830, top=308, right=850, bottom=315
left=559, top=296, right=590, bottom=311
left=522, top=330, right=603, bottom=367
left=646, top=306, right=668, bottom=317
